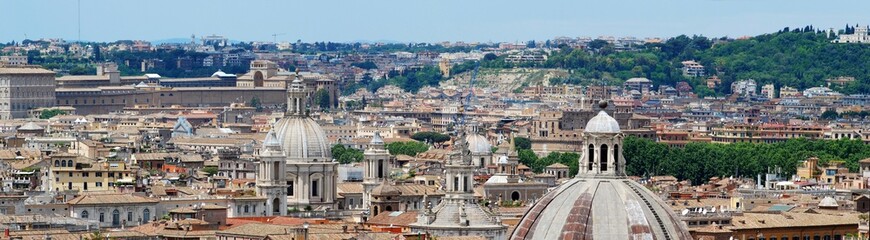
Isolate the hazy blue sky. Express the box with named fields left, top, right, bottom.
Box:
left=2, top=0, right=869, bottom=43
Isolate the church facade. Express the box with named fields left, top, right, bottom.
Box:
left=256, top=74, right=338, bottom=215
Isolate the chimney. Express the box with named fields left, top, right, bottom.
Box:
left=342, top=225, right=348, bottom=233
left=5, top=228, right=10, bottom=238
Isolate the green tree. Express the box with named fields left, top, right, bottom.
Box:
left=69, top=65, right=96, bottom=75
left=820, top=109, right=839, bottom=120
left=331, top=144, right=363, bottom=164
left=39, top=109, right=66, bottom=119
left=411, top=132, right=451, bottom=143
left=588, top=39, right=609, bottom=50
left=386, top=141, right=430, bottom=156
left=514, top=137, right=532, bottom=150
left=249, top=97, right=262, bottom=111
left=202, top=166, right=218, bottom=176
left=314, top=89, right=331, bottom=109
left=351, top=61, right=378, bottom=70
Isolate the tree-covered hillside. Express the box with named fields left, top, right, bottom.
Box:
left=461, top=26, right=870, bottom=95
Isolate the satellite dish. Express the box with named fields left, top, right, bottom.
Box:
left=681, top=209, right=689, bottom=215
left=711, top=207, right=716, bottom=213
left=702, top=209, right=707, bottom=214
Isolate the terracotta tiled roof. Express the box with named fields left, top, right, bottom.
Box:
left=67, top=193, right=158, bottom=205
left=368, top=211, right=420, bottom=227
left=217, top=223, right=297, bottom=237
left=730, top=212, right=859, bottom=230
left=337, top=182, right=364, bottom=194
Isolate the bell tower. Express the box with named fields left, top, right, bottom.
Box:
left=362, top=131, right=391, bottom=210
left=257, top=130, right=287, bottom=216
left=445, top=130, right=476, bottom=195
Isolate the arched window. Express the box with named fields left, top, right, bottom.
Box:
left=587, top=144, right=595, bottom=171
left=377, top=160, right=384, bottom=179
left=272, top=198, right=281, bottom=215
left=54, top=160, right=59, bottom=167
left=511, top=191, right=520, bottom=201
left=81, top=210, right=89, bottom=219
left=600, top=144, right=608, bottom=172
left=614, top=144, right=619, bottom=172
left=112, top=210, right=120, bottom=226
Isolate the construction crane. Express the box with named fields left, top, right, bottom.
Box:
left=271, top=33, right=286, bottom=43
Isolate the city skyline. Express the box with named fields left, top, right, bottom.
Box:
left=3, top=0, right=870, bottom=43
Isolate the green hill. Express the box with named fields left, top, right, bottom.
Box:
left=463, top=26, right=870, bottom=95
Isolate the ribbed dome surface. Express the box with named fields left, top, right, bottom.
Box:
left=511, top=178, right=692, bottom=240
left=272, top=117, right=331, bottom=160
left=584, top=111, right=621, bottom=133
left=466, top=133, right=492, bottom=154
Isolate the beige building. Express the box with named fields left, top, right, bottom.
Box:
left=236, top=60, right=338, bottom=109
left=67, top=193, right=158, bottom=228
left=0, top=55, right=28, bottom=65
left=0, top=65, right=56, bottom=119
left=47, top=153, right=136, bottom=192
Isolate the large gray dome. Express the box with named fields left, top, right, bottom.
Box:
left=466, top=133, right=492, bottom=154
left=584, top=111, right=620, bottom=133
left=511, top=178, right=692, bottom=239
left=272, top=117, right=331, bottom=160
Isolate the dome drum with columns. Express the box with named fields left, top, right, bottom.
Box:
left=256, top=74, right=338, bottom=215
left=510, top=101, right=692, bottom=240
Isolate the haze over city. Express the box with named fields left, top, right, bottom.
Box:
left=4, top=0, right=870, bottom=43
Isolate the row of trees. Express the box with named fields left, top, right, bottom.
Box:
left=386, top=141, right=430, bottom=156
left=330, top=140, right=431, bottom=164
left=510, top=136, right=870, bottom=184
left=623, top=137, right=870, bottom=184
left=411, top=131, right=451, bottom=143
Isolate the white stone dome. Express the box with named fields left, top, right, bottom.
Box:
left=272, top=117, right=331, bottom=160
left=466, top=133, right=492, bottom=154
left=584, top=110, right=621, bottom=133
left=819, top=196, right=838, bottom=208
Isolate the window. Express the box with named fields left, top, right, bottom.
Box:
left=99, top=212, right=105, bottom=222
left=600, top=144, right=608, bottom=171
left=143, top=209, right=150, bottom=223
left=244, top=205, right=249, bottom=213
left=82, top=210, right=89, bottom=218
left=96, top=172, right=102, bottom=177
left=127, top=212, right=133, bottom=222
left=287, top=181, right=294, bottom=196
left=312, top=180, right=319, bottom=197
left=95, top=182, right=102, bottom=187
left=587, top=144, right=594, bottom=171
left=109, top=172, right=115, bottom=178
left=82, top=172, right=89, bottom=177
left=112, top=210, right=120, bottom=226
